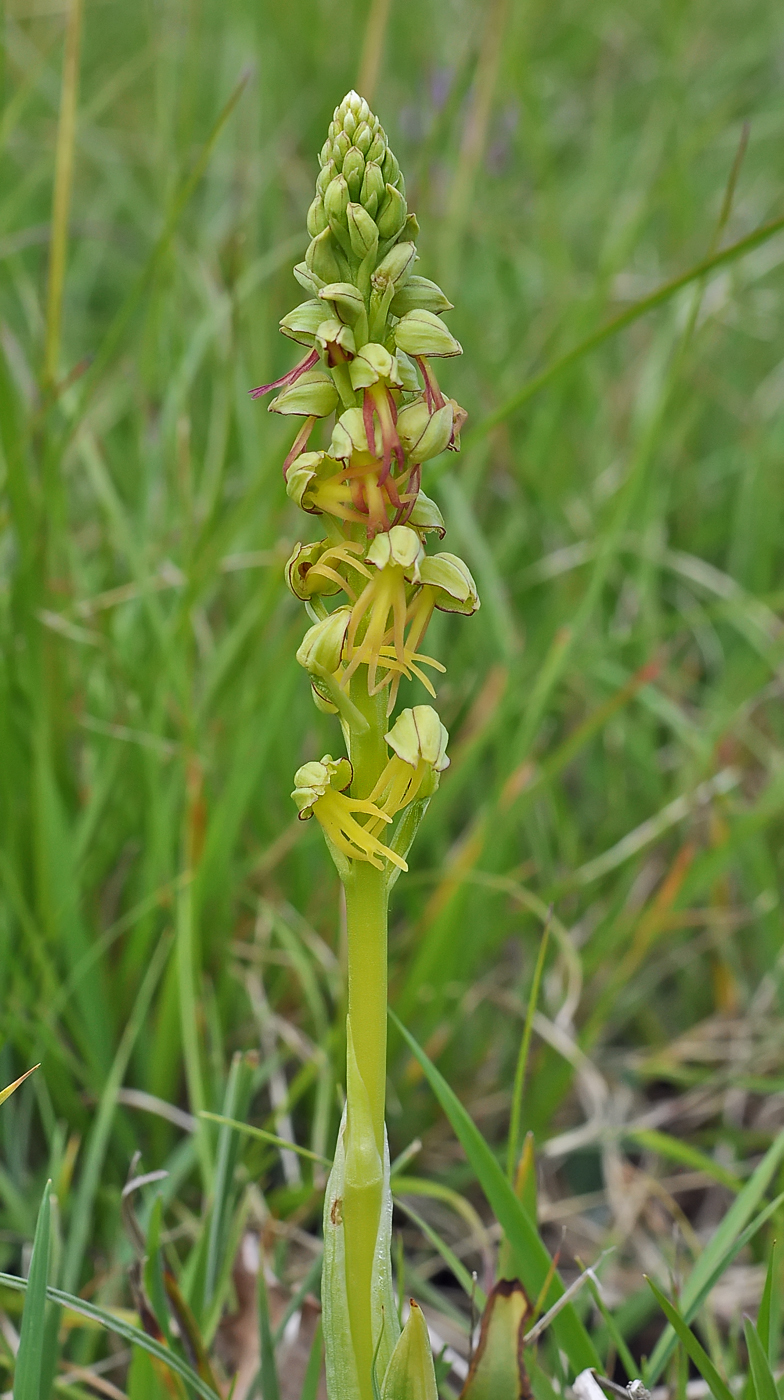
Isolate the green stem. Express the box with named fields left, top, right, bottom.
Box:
left=342, top=672, right=389, bottom=1396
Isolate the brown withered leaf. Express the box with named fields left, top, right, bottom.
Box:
left=459, top=1278, right=532, bottom=1400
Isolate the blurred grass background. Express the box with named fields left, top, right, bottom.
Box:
left=2, top=0, right=784, bottom=1376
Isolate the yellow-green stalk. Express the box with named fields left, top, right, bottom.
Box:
left=254, top=90, right=479, bottom=1400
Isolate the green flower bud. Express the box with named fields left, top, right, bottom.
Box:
left=316, top=159, right=336, bottom=195
left=395, top=350, right=421, bottom=392
left=382, top=148, right=400, bottom=186
left=380, top=1301, right=438, bottom=1400
left=316, top=317, right=356, bottom=358
left=332, top=129, right=351, bottom=169
left=342, top=108, right=358, bottom=140
left=306, top=228, right=343, bottom=284
left=269, top=368, right=339, bottom=417
left=296, top=607, right=352, bottom=676
left=349, top=342, right=401, bottom=390
left=306, top=194, right=328, bottom=237
left=323, top=173, right=350, bottom=230
left=343, top=146, right=365, bottom=201
left=397, top=398, right=454, bottom=461
left=360, top=160, right=385, bottom=216
left=377, top=184, right=407, bottom=240
left=347, top=202, right=379, bottom=260
left=318, top=281, right=366, bottom=327
left=408, top=489, right=446, bottom=538
left=354, top=120, right=373, bottom=155
left=367, top=524, right=423, bottom=579
left=401, top=212, right=420, bottom=242
left=394, top=308, right=462, bottom=358
left=367, top=131, right=387, bottom=163
left=390, top=275, right=453, bottom=317
left=418, top=552, right=479, bottom=613
left=372, top=240, right=417, bottom=290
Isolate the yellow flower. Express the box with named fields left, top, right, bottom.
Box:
left=366, top=707, right=449, bottom=833
left=291, top=755, right=407, bottom=871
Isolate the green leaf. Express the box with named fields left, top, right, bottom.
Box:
left=645, top=1277, right=733, bottom=1400
left=756, top=1238, right=778, bottom=1366
left=199, top=1111, right=332, bottom=1165
left=389, top=1012, right=599, bottom=1373
left=257, top=1261, right=281, bottom=1400
left=300, top=1319, right=324, bottom=1400
left=0, top=1271, right=222, bottom=1400
left=744, top=1317, right=779, bottom=1400
left=645, top=1122, right=784, bottom=1383
left=624, top=1128, right=743, bottom=1193
left=14, top=1181, right=52, bottom=1400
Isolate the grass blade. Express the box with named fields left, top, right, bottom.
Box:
left=467, top=209, right=784, bottom=440
left=389, top=1011, right=599, bottom=1372
left=13, top=1181, right=52, bottom=1400
left=646, top=1127, right=784, bottom=1382
left=257, top=1259, right=281, bottom=1400
left=0, top=1271, right=222, bottom=1400
left=624, top=1128, right=743, bottom=1193
left=645, top=1277, right=733, bottom=1400
left=757, top=1238, right=778, bottom=1366
left=743, top=1317, right=779, bottom=1400
left=199, top=1112, right=332, bottom=1166
left=300, top=1319, right=324, bottom=1400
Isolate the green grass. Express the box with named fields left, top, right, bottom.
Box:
left=2, top=0, right=784, bottom=1393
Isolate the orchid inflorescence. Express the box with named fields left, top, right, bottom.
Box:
left=252, top=90, right=479, bottom=1400
left=253, top=90, right=478, bottom=873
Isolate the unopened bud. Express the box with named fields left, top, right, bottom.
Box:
left=382, top=149, right=400, bottom=185
left=307, top=194, right=328, bottom=237
left=323, top=173, right=350, bottom=230
left=367, top=131, right=386, bottom=163
left=372, top=240, right=417, bottom=290
left=360, top=160, right=385, bottom=216
left=394, top=308, right=462, bottom=358
left=306, top=228, right=343, bottom=285
left=347, top=202, right=379, bottom=260
left=296, top=607, right=352, bottom=675
left=397, top=399, right=454, bottom=461
left=354, top=120, right=373, bottom=155
left=316, top=159, right=336, bottom=195
left=343, top=147, right=365, bottom=201
left=332, top=129, right=351, bottom=169
left=377, top=184, right=407, bottom=240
